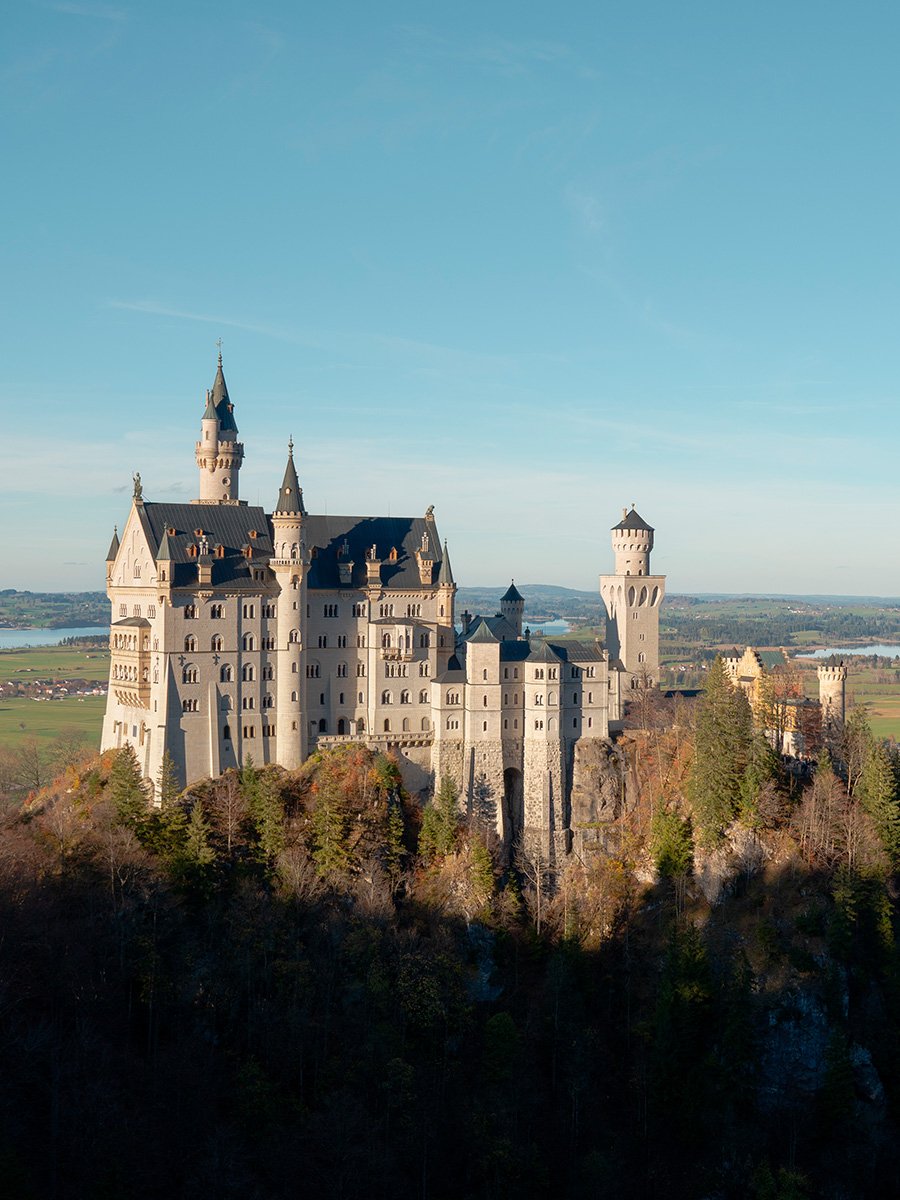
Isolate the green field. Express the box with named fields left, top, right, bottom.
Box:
left=0, top=644, right=110, bottom=683
left=0, top=694, right=106, bottom=751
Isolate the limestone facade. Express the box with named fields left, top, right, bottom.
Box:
left=101, top=358, right=665, bottom=853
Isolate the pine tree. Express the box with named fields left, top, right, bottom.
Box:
left=469, top=835, right=495, bottom=906
left=156, top=750, right=180, bottom=810
left=384, top=796, right=406, bottom=885
left=312, top=789, right=350, bottom=878
left=650, top=809, right=693, bottom=879
left=740, top=732, right=781, bottom=827
left=251, top=772, right=286, bottom=866
left=687, top=657, right=753, bottom=848
left=858, top=739, right=900, bottom=863
left=183, top=799, right=215, bottom=869
left=107, top=744, right=148, bottom=828
left=419, top=775, right=460, bottom=861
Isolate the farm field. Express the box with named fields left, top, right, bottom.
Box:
left=0, top=644, right=110, bottom=683
left=0, top=694, right=106, bottom=751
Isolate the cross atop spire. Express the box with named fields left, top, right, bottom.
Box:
left=216, top=337, right=223, bottom=366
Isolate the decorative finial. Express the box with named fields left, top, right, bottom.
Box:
left=288, top=435, right=294, bottom=456
left=132, top=472, right=142, bottom=500
left=216, top=337, right=223, bottom=366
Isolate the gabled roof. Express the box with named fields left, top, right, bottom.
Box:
left=501, top=581, right=524, bottom=603
left=612, top=507, right=653, bottom=533
left=138, top=502, right=274, bottom=592
left=545, top=639, right=606, bottom=664
left=527, top=641, right=562, bottom=664
left=436, top=654, right=466, bottom=683
left=274, top=443, right=305, bottom=515
left=467, top=618, right=499, bottom=644
left=106, top=527, right=120, bottom=562
left=437, top=541, right=454, bottom=586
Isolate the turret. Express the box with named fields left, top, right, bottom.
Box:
left=818, top=661, right=847, bottom=728
left=500, top=580, right=525, bottom=638
left=437, top=539, right=456, bottom=626
left=194, top=351, right=244, bottom=504
left=105, top=526, right=119, bottom=584
left=270, top=439, right=307, bottom=770
left=611, top=506, right=654, bottom=576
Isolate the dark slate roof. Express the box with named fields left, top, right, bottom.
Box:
left=106, top=527, right=120, bottom=561
left=211, top=357, right=239, bottom=438
left=304, top=515, right=442, bottom=590
left=462, top=613, right=519, bottom=643
left=202, top=390, right=217, bottom=421
left=527, top=641, right=562, bottom=664
left=612, top=507, right=653, bottom=533
left=275, top=446, right=305, bottom=515
left=499, top=641, right=533, bottom=663
left=467, top=618, right=499, bottom=644
left=437, top=541, right=454, bottom=586
left=501, top=581, right=524, bottom=603
left=138, top=502, right=274, bottom=592
left=112, top=616, right=150, bottom=628
left=551, top=640, right=607, bottom=663
left=436, top=655, right=466, bottom=683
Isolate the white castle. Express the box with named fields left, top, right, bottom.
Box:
left=102, top=356, right=665, bottom=855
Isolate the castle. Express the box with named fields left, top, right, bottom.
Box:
left=101, top=356, right=665, bottom=854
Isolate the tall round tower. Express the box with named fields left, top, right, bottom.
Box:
left=817, top=661, right=847, bottom=728
left=194, top=351, right=244, bottom=504
left=270, top=439, right=307, bottom=770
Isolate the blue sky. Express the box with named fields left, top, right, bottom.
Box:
left=2, top=1, right=899, bottom=595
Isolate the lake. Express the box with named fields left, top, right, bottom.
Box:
left=0, top=626, right=107, bottom=650
left=802, top=644, right=900, bottom=659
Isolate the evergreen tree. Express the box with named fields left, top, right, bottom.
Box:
left=686, top=657, right=753, bottom=848
left=469, top=834, right=495, bottom=905
left=650, top=809, right=693, bottom=879
left=183, top=799, right=215, bottom=869
left=384, top=796, right=406, bottom=885
left=740, top=731, right=781, bottom=827
left=250, top=772, right=286, bottom=866
left=156, top=750, right=180, bottom=810
left=107, top=744, right=148, bottom=828
left=240, top=755, right=261, bottom=808
left=419, top=775, right=460, bottom=861
left=858, top=739, right=900, bottom=863
left=311, top=787, right=350, bottom=878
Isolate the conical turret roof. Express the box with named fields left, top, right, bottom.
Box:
left=612, top=506, right=653, bottom=532
left=106, top=526, right=120, bottom=562
left=437, top=540, right=454, bottom=586
left=202, top=389, right=217, bottom=421
left=501, top=580, right=523, bottom=603
left=274, top=440, right=305, bottom=515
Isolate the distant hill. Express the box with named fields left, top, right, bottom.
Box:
left=0, top=590, right=108, bottom=630
left=456, top=584, right=602, bottom=624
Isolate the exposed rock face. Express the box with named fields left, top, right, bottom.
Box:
left=695, top=824, right=769, bottom=905
left=570, top=739, right=624, bottom=826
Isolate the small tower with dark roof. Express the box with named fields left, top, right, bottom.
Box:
left=105, top=526, right=120, bottom=584
left=500, top=580, right=525, bottom=638
left=194, top=350, right=245, bottom=504
left=437, top=539, right=456, bottom=628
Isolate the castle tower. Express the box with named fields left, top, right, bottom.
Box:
left=194, top=351, right=245, bottom=504
left=500, top=581, right=525, bottom=638
left=599, top=506, right=665, bottom=693
left=817, top=661, right=847, bottom=730
left=270, top=439, right=307, bottom=769
left=437, top=539, right=457, bottom=635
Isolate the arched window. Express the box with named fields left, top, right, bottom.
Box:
left=337, top=662, right=348, bottom=678
left=337, top=718, right=347, bottom=735
left=381, top=690, right=392, bottom=705
left=211, top=635, right=223, bottom=652
left=223, top=724, right=231, bottom=740
left=383, top=719, right=391, bottom=733
left=221, top=664, right=233, bottom=683
left=242, top=664, right=255, bottom=682
left=419, top=662, right=429, bottom=677
left=357, top=718, right=366, bottom=734
left=243, top=634, right=255, bottom=652
left=382, top=633, right=391, bottom=648
left=184, top=635, right=196, bottom=653
left=483, top=695, right=488, bottom=707
left=483, top=669, right=488, bottom=681
left=402, top=718, right=410, bottom=732
left=289, top=628, right=300, bottom=644
left=548, top=692, right=556, bottom=705
left=400, top=690, right=410, bottom=704
left=318, top=719, right=327, bottom=733
left=182, top=665, right=198, bottom=684
left=421, top=716, right=430, bottom=731
left=419, top=689, right=428, bottom=704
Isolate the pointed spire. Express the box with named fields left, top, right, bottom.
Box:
left=202, top=387, right=217, bottom=421
left=274, top=439, right=305, bottom=515
left=211, top=350, right=238, bottom=437
left=156, top=529, right=173, bottom=561
left=502, top=580, right=524, bottom=603
left=438, top=540, right=454, bottom=586
left=106, top=525, right=120, bottom=562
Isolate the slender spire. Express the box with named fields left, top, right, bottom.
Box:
left=438, top=539, right=454, bottom=586
left=202, top=387, right=217, bottom=421
left=211, top=350, right=238, bottom=437
left=106, top=525, right=120, bottom=562
left=274, top=439, right=305, bottom=515
left=156, top=529, right=173, bottom=561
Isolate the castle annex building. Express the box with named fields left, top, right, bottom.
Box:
left=102, top=357, right=665, bottom=853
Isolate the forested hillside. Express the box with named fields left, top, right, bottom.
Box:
left=3, top=677, right=900, bottom=1198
